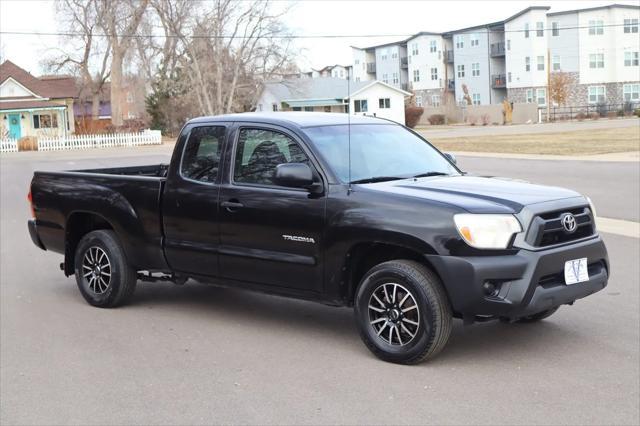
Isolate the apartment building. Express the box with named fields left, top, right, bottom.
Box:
left=351, top=3, right=640, bottom=108
left=516, top=3, right=639, bottom=107
left=351, top=42, right=409, bottom=90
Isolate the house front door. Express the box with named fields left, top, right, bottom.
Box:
left=8, top=114, right=21, bottom=139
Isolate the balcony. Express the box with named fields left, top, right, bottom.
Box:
left=446, top=79, right=455, bottom=91
left=492, top=74, right=506, bottom=89
left=490, top=42, right=505, bottom=57
left=366, top=62, right=376, bottom=74
left=400, top=57, right=408, bottom=69
left=445, top=50, right=454, bottom=63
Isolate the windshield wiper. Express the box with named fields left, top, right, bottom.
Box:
left=349, top=176, right=406, bottom=184
left=412, top=172, right=450, bottom=178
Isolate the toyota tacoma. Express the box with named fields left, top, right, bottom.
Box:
left=27, top=112, right=609, bottom=364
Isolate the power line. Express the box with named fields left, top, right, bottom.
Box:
left=0, top=23, right=635, bottom=40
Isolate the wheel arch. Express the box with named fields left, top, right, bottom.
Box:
left=341, top=240, right=447, bottom=306
left=64, top=211, right=116, bottom=276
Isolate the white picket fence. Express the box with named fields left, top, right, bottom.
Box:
left=38, top=130, right=162, bottom=151
left=0, top=138, right=19, bottom=153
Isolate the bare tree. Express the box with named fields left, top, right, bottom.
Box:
left=101, top=0, right=149, bottom=126
left=549, top=72, right=575, bottom=106
left=48, top=0, right=110, bottom=120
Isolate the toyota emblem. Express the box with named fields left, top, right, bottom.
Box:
left=561, top=213, right=577, bottom=233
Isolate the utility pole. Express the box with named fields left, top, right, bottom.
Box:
left=546, top=47, right=551, bottom=123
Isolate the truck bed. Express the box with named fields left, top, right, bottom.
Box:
left=30, top=164, right=170, bottom=272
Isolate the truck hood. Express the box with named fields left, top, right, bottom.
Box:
left=360, top=175, right=583, bottom=214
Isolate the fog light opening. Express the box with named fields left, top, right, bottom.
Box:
left=482, top=280, right=502, bottom=298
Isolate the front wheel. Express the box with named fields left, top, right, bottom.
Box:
left=74, top=230, right=137, bottom=308
left=354, top=260, right=453, bottom=364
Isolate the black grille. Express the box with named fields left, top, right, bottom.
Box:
left=526, top=206, right=595, bottom=247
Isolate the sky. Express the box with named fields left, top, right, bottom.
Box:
left=1, top=0, right=638, bottom=76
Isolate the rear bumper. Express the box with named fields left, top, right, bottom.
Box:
left=426, top=236, right=609, bottom=321
left=28, top=219, right=46, bottom=250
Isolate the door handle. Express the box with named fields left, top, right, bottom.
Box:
left=221, top=199, right=244, bottom=212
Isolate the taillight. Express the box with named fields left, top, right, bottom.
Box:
left=27, top=189, right=35, bottom=218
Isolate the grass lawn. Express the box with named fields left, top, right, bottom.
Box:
left=427, top=126, right=640, bottom=155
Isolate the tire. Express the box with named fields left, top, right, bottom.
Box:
left=74, top=230, right=137, bottom=308
left=354, top=260, right=453, bottom=364
left=516, top=307, right=560, bottom=323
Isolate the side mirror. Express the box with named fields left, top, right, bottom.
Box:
left=444, top=152, right=457, bottom=165
left=274, top=163, right=315, bottom=189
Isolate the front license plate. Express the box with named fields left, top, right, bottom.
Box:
left=564, top=258, right=589, bottom=285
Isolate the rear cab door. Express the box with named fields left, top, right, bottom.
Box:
left=162, top=121, right=230, bottom=276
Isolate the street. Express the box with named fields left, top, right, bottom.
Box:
left=1, top=147, right=639, bottom=425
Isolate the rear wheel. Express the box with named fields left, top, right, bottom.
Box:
left=354, top=260, right=452, bottom=364
left=74, top=230, right=137, bottom=308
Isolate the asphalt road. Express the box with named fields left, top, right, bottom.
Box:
left=1, top=148, right=639, bottom=425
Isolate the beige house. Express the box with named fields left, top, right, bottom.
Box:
left=0, top=60, right=76, bottom=139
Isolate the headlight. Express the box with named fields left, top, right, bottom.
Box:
left=586, top=196, right=597, bottom=228
left=454, top=214, right=522, bottom=249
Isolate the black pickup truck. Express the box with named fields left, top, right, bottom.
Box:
left=28, top=112, right=609, bottom=364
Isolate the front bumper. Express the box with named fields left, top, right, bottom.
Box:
left=28, top=219, right=46, bottom=250
left=426, top=235, right=609, bottom=321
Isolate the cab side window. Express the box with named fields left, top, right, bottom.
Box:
left=181, top=126, right=225, bottom=183
left=234, top=128, right=310, bottom=186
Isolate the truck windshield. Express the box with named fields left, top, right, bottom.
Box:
left=303, top=124, right=459, bottom=183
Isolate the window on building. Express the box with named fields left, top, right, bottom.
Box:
left=431, top=67, right=438, bottom=80
left=354, top=99, right=368, bottom=112
left=524, top=23, right=530, bottom=38
left=382, top=73, right=389, bottom=84
left=33, top=113, right=58, bottom=129
left=507, top=39, right=511, bottom=50
left=304, top=106, right=314, bottom=112
left=355, top=77, right=360, bottom=82
left=181, top=126, right=225, bottom=183
left=272, top=103, right=278, bottom=112
left=623, top=83, right=640, bottom=102
left=324, top=106, right=331, bottom=113
left=472, top=62, right=480, bottom=77
left=416, top=95, right=423, bottom=107
left=552, top=21, right=559, bottom=36
left=432, top=95, right=441, bottom=107
left=536, top=22, right=544, bottom=37
left=392, top=73, right=399, bottom=84
left=552, top=55, right=561, bottom=71
left=381, top=49, right=388, bottom=60
left=413, top=69, right=420, bottom=82
left=472, top=93, right=481, bottom=105
left=536, top=88, right=546, bottom=106
left=508, top=72, right=512, bottom=83
left=589, top=53, right=605, bottom=68
left=429, top=40, right=437, bottom=53
left=525, top=56, right=531, bottom=72
left=378, top=98, right=391, bottom=109
left=340, top=70, right=344, bottom=77
left=455, top=64, right=464, bottom=78
left=526, top=89, right=533, bottom=103
left=455, top=35, right=464, bottom=49
left=624, top=51, right=639, bottom=66
left=391, top=52, right=398, bottom=59
left=126, top=92, right=134, bottom=103
left=624, top=18, right=639, bottom=33
left=588, top=86, right=605, bottom=104
left=589, top=20, right=604, bottom=35
left=470, top=33, right=479, bottom=47
left=411, top=43, right=419, bottom=56
left=537, top=56, right=545, bottom=71
left=354, top=59, right=360, bottom=65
